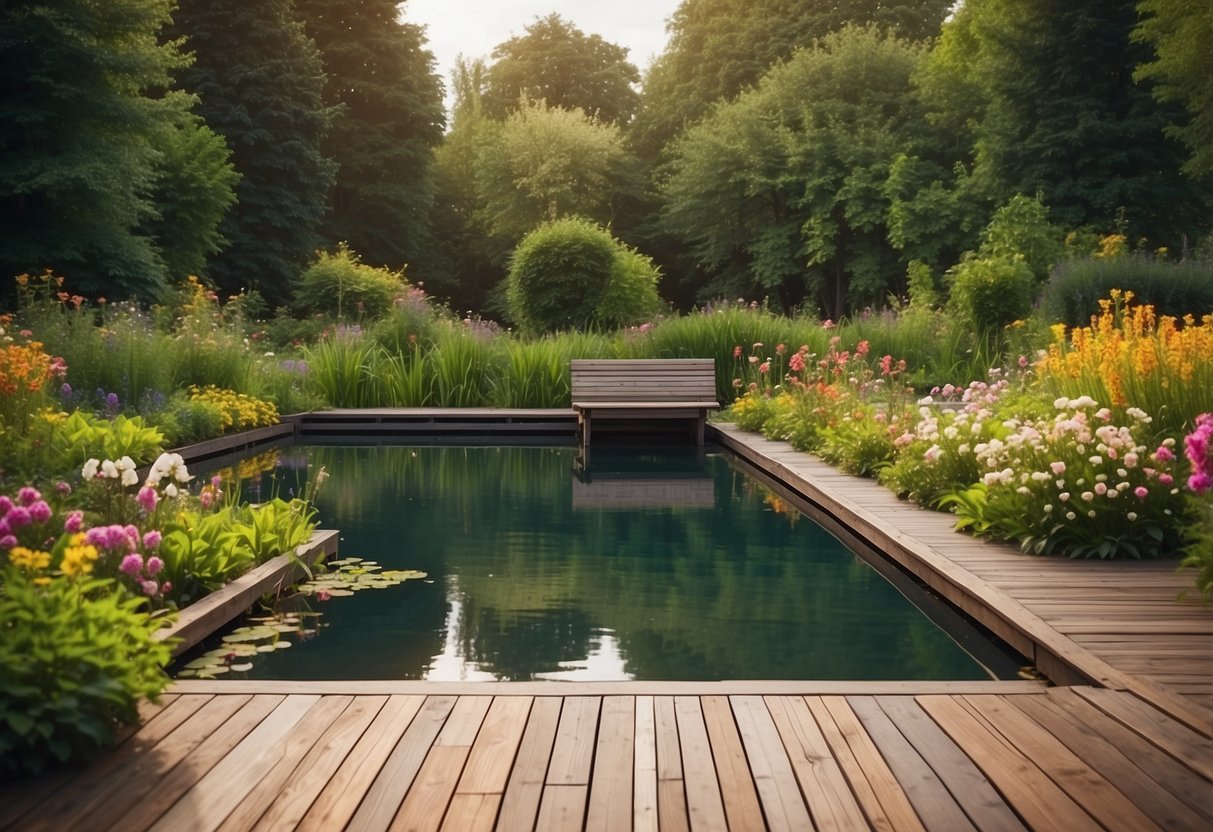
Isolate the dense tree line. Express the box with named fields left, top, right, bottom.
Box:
left=1, top=0, right=1208, bottom=318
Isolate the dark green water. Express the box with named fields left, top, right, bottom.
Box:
left=199, top=444, right=996, bottom=681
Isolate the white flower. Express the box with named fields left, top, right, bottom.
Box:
left=1054, top=397, right=1071, bottom=410
left=117, top=456, right=139, bottom=487
left=101, top=459, right=119, bottom=479
left=1089, top=455, right=1103, bottom=466
left=1059, top=492, right=1071, bottom=502
left=1087, top=510, right=1096, bottom=518
left=1031, top=472, right=1051, bottom=482
left=82, top=458, right=100, bottom=479
left=1016, top=486, right=1031, bottom=496
left=1081, top=491, right=1094, bottom=502
left=1044, top=505, right=1053, bottom=513
left=1127, top=512, right=1138, bottom=521
left=164, top=483, right=179, bottom=498
left=1065, top=511, right=1077, bottom=521
left=1126, top=407, right=1151, bottom=423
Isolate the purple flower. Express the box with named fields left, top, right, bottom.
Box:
left=64, top=511, right=84, bottom=534
left=55, top=481, right=72, bottom=495
left=28, top=501, right=52, bottom=523
left=136, top=486, right=159, bottom=513
left=0, top=496, right=11, bottom=514
left=143, top=531, right=162, bottom=552
left=0, top=535, right=16, bottom=549
left=86, top=527, right=107, bottom=547
left=141, top=580, right=158, bottom=596
left=17, top=487, right=40, bottom=506
left=120, top=553, right=144, bottom=576
left=5, top=507, right=31, bottom=528
left=146, top=555, right=164, bottom=575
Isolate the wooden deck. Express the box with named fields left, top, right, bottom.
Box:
left=713, top=425, right=1213, bottom=734
left=4, top=681, right=1211, bottom=831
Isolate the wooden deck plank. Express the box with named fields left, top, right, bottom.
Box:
left=917, top=694, right=1102, bottom=832
left=15, top=694, right=219, bottom=832
left=633, top=695, right=659, bottom=832
left=296, top=694, right=426, bottom=832
left=150, top=694, right=321, bottom=832
left=546, top=696, right=601, bottom=787
left=434, top=695, right=492, bottom=747
left=585, top=696, right=634, bottom=832
left=654, top=696, right=690, bottom=832
left=763, top=694, right=868, bottom=832
left=730, top=695, right=813, bottom=831
left=536, top=784, right=590, bottom=832
left=1010, top=693, right=1209, bottom=831
left=700, top=695, right=765, bottom=832
left=497, top=697, right=563, bottom=832
left=847, top=696, right=975, bottom=832
left=250, top=695, right=389, bottom=832
left=389, top=744, right=472, bottom=832
left=112, top=694, right=285, bottom=832
left=456, top=696, right=533, bottom=795
left=810, top=696, right=926, bottom=832
left=1072, top=688, right=1213, bottom=777
left=673, top=696, right=728, bottom=832
left=439, top=794, right=500, bottom=832
left=345, top=695, right=456, bottom=832
left=873, top=696, right=1026, bottom=832
left=215, top=696, right=353, bottom=832
left=958, top=694, right=1164, bottom=832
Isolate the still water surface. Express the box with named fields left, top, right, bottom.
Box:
left=202, top=444, right=994, bottom=681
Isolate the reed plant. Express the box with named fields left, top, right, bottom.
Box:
left=304, top=330, right=383, bottom=408
left=429, top=328, right=503, bottom=407
left=376, top=347, right=431, bottom=407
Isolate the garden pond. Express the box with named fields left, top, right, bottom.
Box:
left=177, top=443, right=1021, bottom=682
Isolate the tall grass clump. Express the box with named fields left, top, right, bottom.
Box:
left=304, top=328, right=384, bottom=408
left=1041, top=255, right=1213, bottom=327
left=1037, top=290, right=1213, bottom=436
left=370, top=285, right=446, bottom=353
left=428, top=324, right=504, bottom=406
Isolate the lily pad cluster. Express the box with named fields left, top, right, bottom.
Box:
left=295, top=557, right=426, bottom=597
left=177, top=611, right=316, bottom=678
left=176, top=556, right=427, bottom=678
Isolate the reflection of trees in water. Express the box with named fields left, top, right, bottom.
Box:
left=265, top=445, right=986, bottom=680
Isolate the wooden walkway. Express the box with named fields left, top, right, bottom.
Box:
left=4, top=681, right=1211, bottom=831
left=714, top=425, right=1213, bottom=734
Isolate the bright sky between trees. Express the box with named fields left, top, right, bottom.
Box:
left=405, top=0, right=683, bottom=108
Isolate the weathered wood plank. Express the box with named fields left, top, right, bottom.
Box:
left=546, top=696, right=601, bottom=787
left=456, top=696, right=532, bottom=795
left=585, top=696, right=634, bottom=832
left=673, top=696, right=727, bottom=832
left=730, top=695, right=813, bottom=831
left=700, top=695, right=765, bottom=832
left=439, top=794, right=500, bottom=832
left=633, top=695, right=660, bottom=832
left=389, top=744, right=472, bottom=832
left=536, top=784, right=589, bottom=832
left=498, top=697, right=563, bottom=832
left=297, top=694, right=426, bottom=832
left=654, top=697, right=690, bottom=832
left=1072, top=688, right=1213, bottom=774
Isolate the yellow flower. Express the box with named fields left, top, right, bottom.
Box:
left=61, top=534, right=99, bottom=578
left=10, top=546, right=51, bottom=571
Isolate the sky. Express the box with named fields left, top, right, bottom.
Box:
left=405, top=0, right=683, bottom=108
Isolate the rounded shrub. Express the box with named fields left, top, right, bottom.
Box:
left=1040, top=255, right=1213, bottom=327
left=506, top=218, right=660, bottom=334
left=947, top=254, right=1035, bottom=334
left=295, top=244, right=406, bottom=322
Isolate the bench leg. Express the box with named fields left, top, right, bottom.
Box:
left=695, top=413, right=705, bottom=446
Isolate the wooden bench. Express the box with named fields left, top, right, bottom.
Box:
left=570, top=358, right=719, bottom=449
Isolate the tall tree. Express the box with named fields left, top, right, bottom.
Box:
left=295, top=0, right=444, bottom=271
left=172, top=0, right=336, bottom=308
left=632, top=0, right=951, bottom=159
left=659, top=26, right=943, bottom=316
left=1134, top=0, right=1213, bottom=180
left=482, top=14, right=641, bottom=125
left=923, top=0, right=1208, bottom=248
left=0, top=0, right=233, bottom=301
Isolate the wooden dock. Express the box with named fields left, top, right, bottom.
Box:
left=4, top=681, right=1210, bottom=831
left=4, top=417, right=1212, bottom=830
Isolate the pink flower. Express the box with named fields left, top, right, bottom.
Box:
left=822, top=319, right=835, bottom=330
left=733, top=345, right=742, bottom=358
left=1159, top=473, right=1173, bottom=486
left=880, top=355, right=893, bottom=376
left=120, top=554, right=144, bottom=576
left=160, top=581, right=172, bottom=595
left=1153, top=445, right=1175, bottom=462
left=17, top=487, right=41, bottom=506
left=0, top=535, right=17, bottom=549
left=64, top=510, right=84, bottom=534
left=775, top=343, right=786, bottom=355
left=758, top=362, right=770, bottom=374
left=146, top=555, right=164, bottom=576
left=143, top=531, right=162, bottom=551
left=1134, top=486, right=1149, bottom=500
left=856, top=340, right=870, bottom=357
left=136, top=486, right=159, bottom=513
left=55, top=481, right=72, bottom=495
left=5, top=506, right=30, bottom=528
left=789, top=353, right=806, bottom=372
left=1050, top=461, right=1066, bottom=475
left=29, top=501, right=52, bottom=523
left=1190, top=472, right=1212, bottom=493
left=141, top=580, right=159, bottom=596
left=315, top=589, right=332, bottom=601
left=0, top=496, right=12, bottom=514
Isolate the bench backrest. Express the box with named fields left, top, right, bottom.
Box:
left=570, top=359, right=717, bottom=404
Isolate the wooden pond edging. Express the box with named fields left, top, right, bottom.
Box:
left=710, top=423, right=1213, bottom=738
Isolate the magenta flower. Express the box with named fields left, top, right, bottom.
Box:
left=64, top=511, right=84, bottom=534
left=141, top=580, right=159, bottom=596
left=5, top=506, right=31, bottom=528
left=1191, top=473, right=1213, bottom=493
left=1153, top=445, right=1175, bottom=462
left=29, top=501, right=52, bottom=523
left=1134, top=486, right=1149, bottom=500
left=0, top=496, right=11, bottom=514
left=17, top=487, right=41, bottom=506
left=143, top=531, right=162, bottom=552
left=146, top=555, right=164, bottom=575
left=1159, top=473, right=1174, bottom=486
left=55, top=481, right=72, bottom=495
left=120, top=554, right=144, bottom=576
left=0, top=535, right=16, bottom=549
left=136, top=486, right=159, bottom=513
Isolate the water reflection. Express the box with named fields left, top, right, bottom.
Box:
left=215, top=444, right=998, bottom=681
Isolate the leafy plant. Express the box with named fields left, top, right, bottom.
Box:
left=0, top=569, right=172, bottom=776
left=294, top=244, right=406, bottom=322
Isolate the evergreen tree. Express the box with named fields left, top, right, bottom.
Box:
left=172, top=0, right=336, bottom=307
left=483, top=14, right=641, bottom=125
left=295, top=0, right=445, bottom=271
left=0, top=0, right=191, bottom=300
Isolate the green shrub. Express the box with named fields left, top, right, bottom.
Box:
left=148, top=393, right=225, bottom=446
left=596, top=245, right=662, bottom=329
left=947, top=255, right=1035, bottom=334
left=506, top=218, right=617, bottom=334
left=295, top=244, right=406, bottom=322
left=978, top=194, right=1062, bottom=283
left=1039, top=256, right=1213, bottom=327
left=0, top=569, right=172, bottom=776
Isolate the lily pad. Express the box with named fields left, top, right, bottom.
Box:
left=229, top=663, right=254, bottom=673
